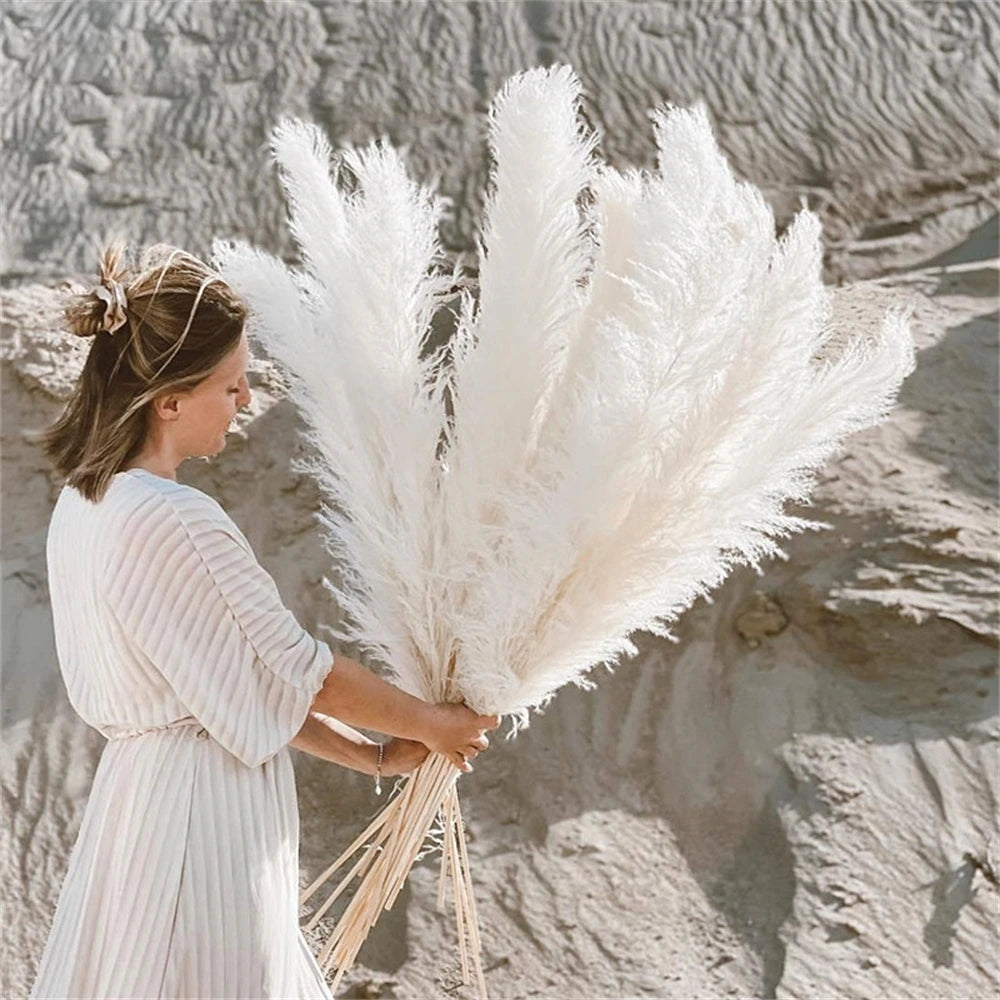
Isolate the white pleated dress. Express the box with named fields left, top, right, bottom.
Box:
left=30, top=467, right=336, bottom=999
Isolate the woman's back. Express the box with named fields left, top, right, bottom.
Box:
left=47, top=468, right=197, bottom=739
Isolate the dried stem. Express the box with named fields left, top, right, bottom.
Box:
left=300, top=752, right=488, bottom=999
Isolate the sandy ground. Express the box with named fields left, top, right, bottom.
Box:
left=2, top=2, right=998, bottom=998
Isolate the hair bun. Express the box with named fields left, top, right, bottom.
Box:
left=64, top=239, right=133, bottom=339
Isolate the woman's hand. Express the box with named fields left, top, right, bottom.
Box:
left=380, top=737, right=429, bottom=776
left=418, top=703, right=500, bottom=772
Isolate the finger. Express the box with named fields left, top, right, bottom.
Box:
left=463, top=745, right=480, bottom=759
left=479, top=714, right=501, bottom=730
left=472, top=734, right=489, bottom=750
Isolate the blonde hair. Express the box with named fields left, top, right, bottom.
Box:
left=39, top=237, right=249, bottom=502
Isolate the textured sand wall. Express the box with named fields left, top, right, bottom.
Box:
left=2, top=2, right=998, bottom=998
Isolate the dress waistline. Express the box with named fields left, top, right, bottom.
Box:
left=104, top=720, right=209, bottom=741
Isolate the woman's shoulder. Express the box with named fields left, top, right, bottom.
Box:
left=114, top=467, right=220, bottom=506
left=82, top=468, right=239, bottom=544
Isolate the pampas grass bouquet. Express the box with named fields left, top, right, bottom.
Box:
left=213, top=63, right=915, bottom=998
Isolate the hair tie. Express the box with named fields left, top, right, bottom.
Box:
left=93, top=279, right=128, bottom=334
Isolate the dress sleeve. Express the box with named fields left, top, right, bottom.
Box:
left=103, top=488, right=334, bottom=768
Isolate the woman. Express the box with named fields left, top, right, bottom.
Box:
left=28, top=240, right=498, bottom=999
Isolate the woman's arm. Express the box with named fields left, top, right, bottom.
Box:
left=289, top=712, right=377, bottom=771
left=290, top=712, right=429, bottom=775
left=310, top=648, right=498, bottom=770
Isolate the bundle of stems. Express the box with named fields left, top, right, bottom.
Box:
left=213, top=63, right=915, bottom=997
left=297, top=754, right=482, bottom=994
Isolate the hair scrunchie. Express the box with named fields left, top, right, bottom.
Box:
left=92, top=280, right=128, bottom=334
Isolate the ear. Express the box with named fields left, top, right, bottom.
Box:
left=149, top=391, right=182, bottom=422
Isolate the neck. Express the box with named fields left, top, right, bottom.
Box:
left=123, top=449, right=180, bottom=481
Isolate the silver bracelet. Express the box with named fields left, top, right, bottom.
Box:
left=375, top=742, right=384, bottom=796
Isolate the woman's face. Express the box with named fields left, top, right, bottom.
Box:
left=178, top=332, right=252, bottom=458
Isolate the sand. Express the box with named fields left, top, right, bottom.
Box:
left=2, top=2, right=997, bottom=998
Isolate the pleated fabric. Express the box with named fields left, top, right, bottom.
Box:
left=30, top=467, right=335, bottom=999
